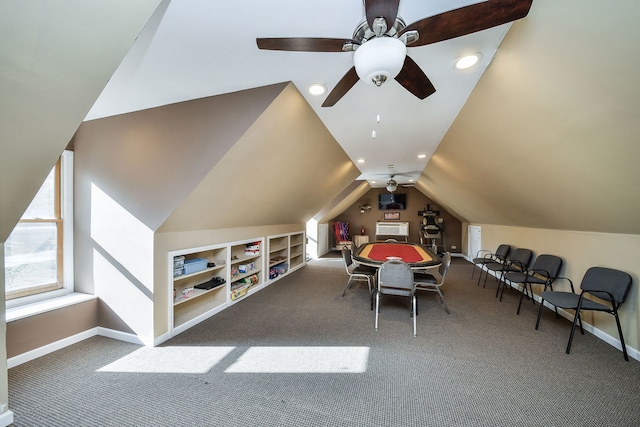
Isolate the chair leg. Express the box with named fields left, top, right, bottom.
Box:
left=341, top=277, right=353, bottom=297
left=516, top=285, right=525, bottom=315
left=374, top=291, right=380, bottom=331
left=535, top=298, right=545, bottom=330
left=613, top=309, right=629, bottom=361
left=566, top=310, right=582, bottom=354
left=412, top=295, right=417, bottom=337
left=435, top=288, right=451, bottom=315
left=478, top=265, right=489, bottom=286
left=516, top=283, right=535, bottom=315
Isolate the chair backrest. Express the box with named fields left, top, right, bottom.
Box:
left=495, top=244, right=511, bottom=261
left=341, top=248, right=354, bottom=271
left=531, top=254, right=563, bottom=280
left=378, top=260, right=414, bottom=291
left=438, top=252, right=452, bottom=280
left=580, top=267, right=632, bottom=304
left=508, top=248, right=532, bottom=270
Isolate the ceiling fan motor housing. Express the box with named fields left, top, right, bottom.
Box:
left=353, top=37, right=406, bottom=86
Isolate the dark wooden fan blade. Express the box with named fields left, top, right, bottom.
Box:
left=256, top=37, right=356, bottom=52
left=365, top=0, right=400, bottom=33
left=395, top=56, right=436, bottom=100
left=322, top=67, right=359, bottom=107
left=401, top=0, right=533, bottom=47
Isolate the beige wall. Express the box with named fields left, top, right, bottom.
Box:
left=6, top=300, right=98, bottom=359
left=330, top=187, right=462, bottom=252
left=475, top=224, right=640, bottom=353
left=72, top=82, right=358, bottom=343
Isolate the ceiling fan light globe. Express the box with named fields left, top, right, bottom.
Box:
left=353, top=37, right=406, bottom=85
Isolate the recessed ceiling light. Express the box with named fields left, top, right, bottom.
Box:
left=417, top=154, right=427, bottom=159
left=455, top=53, right=482, bottom=70
left=357, top=158, right=365, bottom=163
left=308, top=84, right=327, bottom=95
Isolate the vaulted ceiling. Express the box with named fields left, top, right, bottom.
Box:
left=2, top=0, right=640, bottom=242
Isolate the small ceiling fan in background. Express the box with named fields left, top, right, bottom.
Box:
left=257, top=0, right=533, bottom=107
left=370, top=173, right=417, bottom=192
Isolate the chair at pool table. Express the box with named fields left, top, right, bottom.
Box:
left=341, top=248, right=377, bottom=309
left=375, top=259, right=418, bottom=337
left=413, top=252, right=451, bottom=315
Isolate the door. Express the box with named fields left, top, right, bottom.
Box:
left=468, top=225, right=481, bottom=260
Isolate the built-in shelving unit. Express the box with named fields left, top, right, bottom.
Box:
left=229, top=239, right=263, bottom=303
left=170, top=244, right=228, bottom=335
left=168, top=232, right=306, bottom=337
left=267, top=231, right=306, bottom=283
left=289, top=232, right=305, bottom=270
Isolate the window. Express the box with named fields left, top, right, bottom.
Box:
left=5, top=151, right=73, bottom=302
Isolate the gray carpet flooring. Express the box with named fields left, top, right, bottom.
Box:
left=7, top=256, right=640, bottom=426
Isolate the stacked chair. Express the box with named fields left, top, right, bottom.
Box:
left=475, top=244, right=634, bottom=361
left=470, top=244, right=510, bottom=280
left=501, top=254, right=563, bottom=314
left=481, top=248, right=533, bottom=294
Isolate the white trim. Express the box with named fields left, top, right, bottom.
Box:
left=0, top=410, right=14, bottom=427
left=6, top=292, right=96, bottom=322
left=7, top=328, right=98, bottom=369
left=61, top=150, right=74, bottom=291
left=97, top=327, right=150, bottom=347
left=5, top=150, right=74, bottom=308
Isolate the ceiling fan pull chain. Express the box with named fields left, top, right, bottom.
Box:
left=372, top=86, right=380, bottom=140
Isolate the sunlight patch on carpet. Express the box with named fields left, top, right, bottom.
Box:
left=224, top=346, right=370, bottom=373
left=97, top=346, right=235, bottom=373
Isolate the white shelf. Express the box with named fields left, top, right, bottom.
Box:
left=168, top=233, right=305, bottom=337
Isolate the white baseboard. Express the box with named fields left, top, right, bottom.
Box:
left=477, top=264, right=640, bottom=362
left=7, top=328, right=98, bottom=369
left=8, top=327, right=157, bottom=369
left=97, top=327, right=151, bottom=346
left=538, top=300, right=639, bottom=361
left=0, top=410, right=14, bottom=427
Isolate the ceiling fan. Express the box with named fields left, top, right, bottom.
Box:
left=256, top=0, right=533, bottom=107
left=370, top=174, right=416, bottom=192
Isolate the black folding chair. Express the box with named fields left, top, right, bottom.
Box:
left=535, top=267, right=633, bottom=361
left=501, top=254, right=563, bottom=314
left=481, top=248, right=532, bottom=294
left=471, top=244, right=510, bottom=280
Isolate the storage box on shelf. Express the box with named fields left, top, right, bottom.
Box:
left=171, top=245, right=227, bottom=332
left=229, top=239, right=263, bottom=302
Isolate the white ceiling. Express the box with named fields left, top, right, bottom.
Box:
left=87, top=0, right=520, bottom=186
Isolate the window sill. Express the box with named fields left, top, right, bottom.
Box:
left=6, top=292, right=96, bottom=322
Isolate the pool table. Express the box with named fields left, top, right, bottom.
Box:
left=353, top=242, right=441, bottom=269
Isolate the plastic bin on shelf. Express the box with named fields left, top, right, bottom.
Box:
left=183, top=258, right=207, bottom=275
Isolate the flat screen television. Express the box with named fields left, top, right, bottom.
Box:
left=379, top=193, right=406, bottom=210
